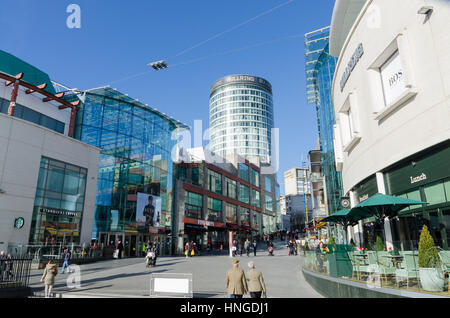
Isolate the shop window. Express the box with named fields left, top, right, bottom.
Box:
left=207, top=198, right=222, bottom=222
left=186, top=192, right=202, bottom=219
left=225, top=203, right=237, bottom=224
left=368, top=33, right=418, bottom=121
left=252, top=189, right=260, bottom=208
left=225, top=177, right=237, bottom=200
left=265, top=195, right=273, bottom=212
left=444, top=179, right=450, bottom=202
left=424, top=182, right=446, bottom=205
left=338, top=92, right=361, bottom=153
left=265, top=176, right=272, bottom=193
left=208, top=169, right=222, bottom=195
left=238, top=163, right=249, bottom=183
left=239, top=184, right=250, bottom=204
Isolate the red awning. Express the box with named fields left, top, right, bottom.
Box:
left=226, top=223, right=240, bottom=231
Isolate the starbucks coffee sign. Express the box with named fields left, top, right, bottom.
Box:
left=410, top=173, right=427, bottom=184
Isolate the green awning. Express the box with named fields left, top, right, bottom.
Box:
left=321, top=209, right=364, bottom=227
left=350, top=193, right=428, bottom=221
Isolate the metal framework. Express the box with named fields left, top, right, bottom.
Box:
left=0, top=71, right=80, bottom=137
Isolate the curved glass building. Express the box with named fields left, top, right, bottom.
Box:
left=209, top=75, right=274, bottom=163
left=65, top=87, right=188, bottom=256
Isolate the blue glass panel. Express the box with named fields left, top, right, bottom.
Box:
left=118, top=110, right=132, bottom=135
left=100, top=130, right=117, bottom=151
left=83, top=102, right=103, bottom=127
left=81, top=125, right=100, bottom=147
left=102, top=106, right=118, bottom=132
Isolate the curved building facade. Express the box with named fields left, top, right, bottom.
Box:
left=332, top=0, right=450, bottom=249
left=65, top=87, right=189, bottom=256
left=209, top=75, right=274, bottom=163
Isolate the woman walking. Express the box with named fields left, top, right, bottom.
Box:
left=246, top=261, right=266, bottom=298
left=40, top=260, right=58, bottom=298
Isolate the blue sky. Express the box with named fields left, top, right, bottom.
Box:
left=1, top=0, right=335, bottom=194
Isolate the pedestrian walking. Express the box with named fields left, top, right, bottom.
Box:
left=61, top=249, right=71, bottom=274
left=0, top=251, right=6, bottom=282
left=252, top=240, right=257, bottom=256
left=150, top=244, right=158, bottom=266
left=40, top=260, right=58, bottom=298
left=184, top=242, right=190, bottom=258
left=246, top=261, right=266, bottom=298
left=231, top=240, right=237, bottom=257
left=225, top=259, right=248, bottom=298
left=5, top=254, right=14, bottom=280
left=244, top=239, right=251, bottom=257
left=141, top=242, right=147, bottom=257
left=117, top=241, right=124, bottom=259
left=238, top=241, right=243, bottom=257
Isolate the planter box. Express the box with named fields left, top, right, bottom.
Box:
left=328, top=244, right=353, bottom=278
left=419, top=268, right=445, bottom=292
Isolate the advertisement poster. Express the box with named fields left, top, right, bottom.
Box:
left=136, top=192, right=161, bottom=228
left=110, top=210, right=120, bottom=232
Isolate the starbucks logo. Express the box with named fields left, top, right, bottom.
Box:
left=14, top=217, right=24, bottom=229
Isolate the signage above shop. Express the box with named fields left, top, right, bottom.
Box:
left=410, top=173, right=427, bottom=184
left=380, top=50, right=407, bottom=106
left=340, top=43, right=364, bottom=92
left=39, top=207, right=80, bottom=217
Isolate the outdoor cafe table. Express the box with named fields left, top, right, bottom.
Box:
left=353, top=253, right=369, bottom=265
left=382, top=255, right=404, bottom=268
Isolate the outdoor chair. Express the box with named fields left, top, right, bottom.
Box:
left=352, top=252, right=370, bottom=281
left=438, top=250, right=450, bottom=273
left=368, top=251, right=395, bottom=285
left=395, top=253, right=419, bottom=289
left=347, top=251, right=358, bottom=279
left=438, top=250, right=450, bottom=293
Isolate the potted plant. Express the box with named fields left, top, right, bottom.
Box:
left=376, top=236, right=385, bottom=252
left=418, top=225, right=444, bottom=292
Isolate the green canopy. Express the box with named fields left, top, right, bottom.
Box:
left=349, top=193, right=428, bottom=221
left=321, top=209, right=364, bottom=228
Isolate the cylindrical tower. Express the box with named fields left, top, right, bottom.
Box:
left=209, top=74, right=274, bottom=163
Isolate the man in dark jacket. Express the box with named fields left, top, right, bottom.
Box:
left=0, top=251, right=7, bottom=282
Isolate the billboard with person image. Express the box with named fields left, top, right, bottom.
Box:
left=136, top=193, right=161, bottom=228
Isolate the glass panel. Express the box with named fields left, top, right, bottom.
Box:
left=46, top=166, right=65, bottom=192
left=429, top=212, right=443, bottom=248
left=63, top=170, right=80, bottom=195
left=239, top=184, right=250, bottom=204
left=406, top=189, right=423, bottom=210
left=39, top=115, right=57, bottom=131
left=265, top=176, right=272, bottom=193
left=424, top=182, right=446, bottom=205
left=442, top=209, right=450, bottom=249
left=21, top=107, right=40, bottom=124
left=443, top=179, right=450, bottom=202
left=102, top=106, right=119, bottom=131
left=265, top=195, right=273, bottom=211
left=238, top=163, right=249, bottom=182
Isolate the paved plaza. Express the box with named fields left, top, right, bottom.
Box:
left=28, top=240, right=323, bottom=298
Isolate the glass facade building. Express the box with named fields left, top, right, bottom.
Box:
left=305, top=27, right=344, bottom=215
left=209, top=75, right=274, bottom=163
left=30, top=157, right=87, bottom=244
left=64, top=87, right=188, bottom=255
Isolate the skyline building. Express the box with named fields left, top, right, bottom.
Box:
left=209, top=74, right=274, bottom=164
left=304, top=27, right=344, bottom=216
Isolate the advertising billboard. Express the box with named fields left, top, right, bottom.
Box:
left=136, top=192, right=161, bottom=228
